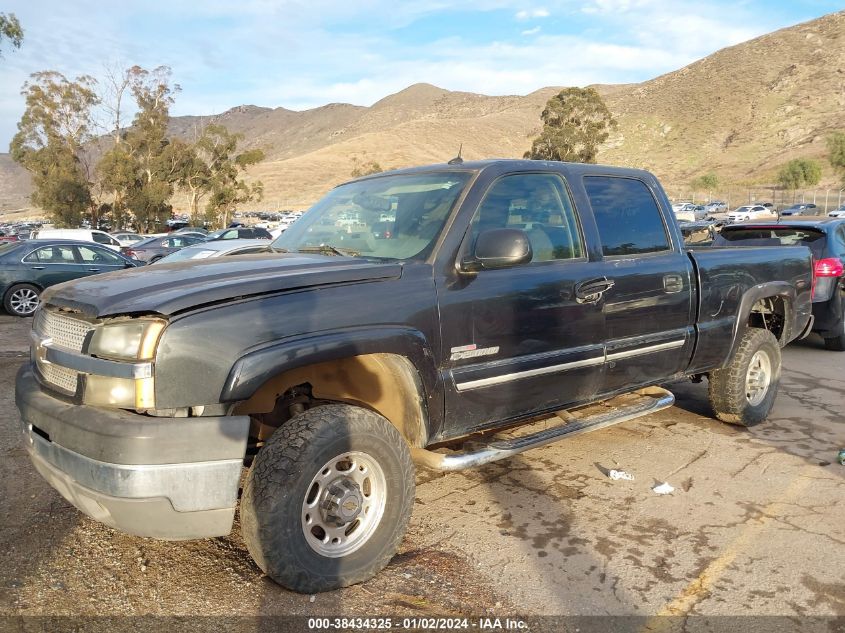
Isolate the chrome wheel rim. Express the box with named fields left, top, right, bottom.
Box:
left=10, top=288, right=39, bottom=315
left=301, top=451, right=386, bottom=558
left=745, top=350, right=772, bottom=406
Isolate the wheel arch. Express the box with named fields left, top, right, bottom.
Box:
left=223, top=328, right=439, bottom=447
left=4, top=280, right=45, bottom=293
left=726, top=282, right=795, bottom=362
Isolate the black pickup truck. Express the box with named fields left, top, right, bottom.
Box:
left=16, top=160, right=813, bottom=593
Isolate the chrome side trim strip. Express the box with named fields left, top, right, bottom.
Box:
left=455, top=355, right=605, bottom=392
left=455, top=338, right=687, bottom=391
left=606, top=338, right=685, bottom=361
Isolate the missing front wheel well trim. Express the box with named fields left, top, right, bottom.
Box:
left=234, top=353, right=430, bottom=448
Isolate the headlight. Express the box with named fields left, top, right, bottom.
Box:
left=88, top=319, right=166, bottom=361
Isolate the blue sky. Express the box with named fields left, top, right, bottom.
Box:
left=1, top=1, right=842, bottom=148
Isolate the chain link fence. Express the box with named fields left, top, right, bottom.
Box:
left=667, top=186, right=845, bottom=213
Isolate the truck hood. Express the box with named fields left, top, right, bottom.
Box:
left=41, top=253, right=403, bottom=318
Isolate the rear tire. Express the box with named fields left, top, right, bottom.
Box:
left=823, top=302, right=845, bottom=351
left=240, top=404, right=415, bottom=593
left=708, top=328, right=781, bottom=427
left=3, top=283, right=41, bottom=317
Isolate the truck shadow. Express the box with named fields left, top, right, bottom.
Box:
left=669, top=333, right=844, bottom=469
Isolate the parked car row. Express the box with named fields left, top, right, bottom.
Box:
left=0, top=221, right=279, bottom=315
left=672, top=200, right=845, bottom=223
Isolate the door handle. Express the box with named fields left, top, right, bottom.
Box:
left=575, top=277, right=615, bottom=303
left=663, top=274, right=684, bottom=293
left=87, top=268, right=100, bottom=272
left=30, top=266, right=45, bottom=270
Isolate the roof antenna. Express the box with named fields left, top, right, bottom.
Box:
left=448, top=144, right=463, bottom=165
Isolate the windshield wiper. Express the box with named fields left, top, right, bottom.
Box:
left=295, top=244, right=359, bottom=257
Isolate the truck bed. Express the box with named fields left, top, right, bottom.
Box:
left=686, top=245, right=813, bottom=373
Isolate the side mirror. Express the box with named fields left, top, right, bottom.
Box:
left=462, top=228, right=532, bottom=272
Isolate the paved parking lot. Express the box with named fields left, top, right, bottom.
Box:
left=0, top=313, right=842, bottom=625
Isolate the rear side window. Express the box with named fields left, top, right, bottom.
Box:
left=24, top=246, right=77, bottom=263
left=834, top=226, right=845, bottom=256
left=584, top=176, right=670, bottom=256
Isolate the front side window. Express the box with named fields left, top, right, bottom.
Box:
left=584, top=176, right=671, bottom=257
left=470, top=173, right=584, bottom=263
left=272, top=171, right=472, bottom=260
left=77, top=245, right=123, bottom=264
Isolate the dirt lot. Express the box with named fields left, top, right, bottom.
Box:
left=0, top=313, right=842, bottom=630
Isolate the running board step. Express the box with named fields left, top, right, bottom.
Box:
left=411, top=387, right=675, bottom=471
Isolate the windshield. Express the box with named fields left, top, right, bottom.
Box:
left=271, top=171, right=472, bottom=260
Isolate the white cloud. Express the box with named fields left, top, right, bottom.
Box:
left=522, top=26, right=542, bottom=35
left=515, top=8, right=550, bottom=19
left=580, top=0, right=655, bottom=14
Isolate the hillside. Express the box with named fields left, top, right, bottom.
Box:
left=598, top=9, right=845, bottom=194
left=2, top=10, right=843, bottom=215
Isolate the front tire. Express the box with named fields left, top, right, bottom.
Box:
left=240, top=404, right=415, bottom=593
left=4, top=283, right=41, bottom=317
left=708, top=328, right=781, bottom=426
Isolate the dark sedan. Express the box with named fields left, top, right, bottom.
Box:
left=0, top=239, right=139, bottom=317
left=780, top=203, right=818, bottom=216
left=121, top=234, right=205, bottom=263
left=714, top=217, right=845, bottom=350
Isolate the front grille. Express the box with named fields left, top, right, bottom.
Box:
left=34, top=310, right=93, bottom=352
left=33, top=309, right=93, bottom=394
left=38, top=361, right=79, bottom=394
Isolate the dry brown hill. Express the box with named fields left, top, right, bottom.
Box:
left=598, top=9, right=845, bottom=197
left=2, top=10, right=843, bottom=215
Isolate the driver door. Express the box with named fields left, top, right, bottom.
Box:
left=436, top=172, right=606, bottom=436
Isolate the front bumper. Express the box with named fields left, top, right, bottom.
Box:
left=16, top=365, right=250, bottom=540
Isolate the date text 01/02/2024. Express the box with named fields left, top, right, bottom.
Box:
left=307, top=617, right=528, bottom=630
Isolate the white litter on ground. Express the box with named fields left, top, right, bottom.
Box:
left=652, top=482, right=675, bottom=495
left=608, top=469, right=635, bottom=481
